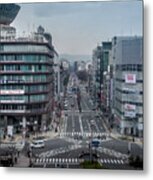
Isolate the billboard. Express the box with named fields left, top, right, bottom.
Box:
left=124, top=104, right=136, bottom=111
left=124, top=111, right=136, bottom=118
left=124, top=103, right=136, bottom=118
left=125, top=74, right=136, bottom=84
left=7, top=125, right=13, bottom=136
left=0, top=89, right=24, bottom=95
left=0, top=100, right=25, bottom=103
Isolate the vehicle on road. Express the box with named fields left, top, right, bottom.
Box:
left=33, top=136, right=47, bottom=142
left=64, top=104, right=68, bottom=110
left=30, top=139, right=45, bottom=149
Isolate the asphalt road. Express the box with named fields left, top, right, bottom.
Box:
left=24, top=74, right=143, bottom=170
left=62, top=84, right=106, bottom=138
left=31, top=138, right=73, bottom=155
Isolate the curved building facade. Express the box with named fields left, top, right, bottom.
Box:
left=0, top=39, right=55, bottom=132
left=0, top=4, right=20, bottom=25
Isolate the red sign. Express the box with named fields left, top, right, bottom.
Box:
left=125, top=74, right=136, bottom=84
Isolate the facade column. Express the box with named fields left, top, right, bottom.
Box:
left=120, top=127, right=124, bottom=135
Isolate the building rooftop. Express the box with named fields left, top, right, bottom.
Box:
left=0, top=4, right=20, bottom=25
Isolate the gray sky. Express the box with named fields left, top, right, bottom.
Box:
left=12, top=1, right=143, bottom=55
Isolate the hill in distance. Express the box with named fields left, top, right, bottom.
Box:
left=59, top=54, right=91, bottom=64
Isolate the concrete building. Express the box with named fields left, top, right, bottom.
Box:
left=0, top=4, right=57, bottom=136
left=92, top=42, right=112, bottom=109
left=111, top=36, right=143, bottom=137
left=92, top=46, right=102, bottom=106
left=73, top=61, right=78, bottom=72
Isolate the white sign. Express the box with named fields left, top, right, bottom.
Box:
left=124, top=104, right=136, bottom=111
left=137, top=123, right=143, bottom=130
left=125, top=74, right=136, bottom=84
left=0, top=90, right=24, bottom=95
left=0, top=100, right=25, bottom=103
left=124, top=111, right=136, bottom=118
left=7, top=126, right=13, bottom=136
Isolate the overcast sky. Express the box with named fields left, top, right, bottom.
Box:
left=12, top=1, right=143, bottom=55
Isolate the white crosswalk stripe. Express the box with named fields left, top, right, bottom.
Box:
left=33, top=158, right=127, bottom=165
left=60, top=132, right=109, bottom=139
left=97, top=147, right=128, bottom=159
left=39, top=144, right=82, bottom=158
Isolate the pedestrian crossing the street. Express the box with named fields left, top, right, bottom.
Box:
left=31, top=157, right=127, bottom=166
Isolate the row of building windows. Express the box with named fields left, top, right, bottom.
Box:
left=0, top=54, right=50, bottom=62
left=115, top=97, right=143, bottom=106
left=0, top=94, right=47, bottom=102
left=115, top=78, right=143, bottom=83
left=1, top=75, right=48, bottom=82
left=116, top=64, right=143, bottom=71
left=116, top=88, right=143, bottom=95
left=0, top=104, right=46, bottom=110
left=0, top=64, right=49, bottom=71
left=0, top=85, right=48, bottom=92
left=0, top=45, right=49, bottom=53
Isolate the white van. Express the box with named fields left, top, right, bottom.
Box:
left=30, top=139, right=45, bottom=149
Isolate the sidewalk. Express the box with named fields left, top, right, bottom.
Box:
left=14, top=155, right=30, bottom=167
left=0, top=130, right=59, bottom=145
left=98, top=111, right=143, bottom=148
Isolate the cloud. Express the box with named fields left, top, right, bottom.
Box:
left=31, top=2, right=102, bottom=18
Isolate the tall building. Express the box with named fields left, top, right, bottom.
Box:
left=111, top=36, right=143, bottom=137
left=0, top=4, right=56, bottom=136
left=100, top=42, right=112, bottom=84
left=92, top=46, right=102, bottom=106
left=92, top=42, right=111, bottom=109
left=74, top=61, right=78, bottom=72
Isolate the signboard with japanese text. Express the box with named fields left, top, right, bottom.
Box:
left=125, top=74, right=136, bottom=84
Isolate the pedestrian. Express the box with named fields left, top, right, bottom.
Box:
left=17, top=150, right=20, bottom=157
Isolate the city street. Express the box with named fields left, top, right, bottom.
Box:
left=0, top=2, right=143, bottom=171
left=23, top=73, right=142, bottom=169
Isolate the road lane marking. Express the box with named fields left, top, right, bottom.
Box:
left=79, top=114, right=84, bottom=134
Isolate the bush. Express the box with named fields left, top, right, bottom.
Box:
left=128, top=155, right=143, bottom=169
left=80, top=160, right=104, bottom=169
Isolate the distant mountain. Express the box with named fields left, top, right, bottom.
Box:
left=59, top=54, right=92, bottom=64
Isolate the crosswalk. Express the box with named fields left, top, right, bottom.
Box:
left=98, top=158, right=126, bottom=165
left=31, top=157, right=127, bottom=166
left=39, top=144, right=82, bottom=158
left=97, top=147, right=128, bottom=159
left=38, top=144, right=128, bottom=160
left=32, top=157, right=82, bottom=165
left=63, top=110, right=94, bottom=113
left=60, top=132, right=108, bottom=138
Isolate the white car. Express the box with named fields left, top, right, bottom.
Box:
left=30, top=139, right=45, bottom=149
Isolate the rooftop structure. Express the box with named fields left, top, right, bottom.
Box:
left=0, top=4, right=20, bottom=25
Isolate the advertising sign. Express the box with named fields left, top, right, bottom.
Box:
left=0, top=100, right=25, bottom=103
left=124, top=104, right=136, bottom=111
left=7, top=125, right=13, bottom=136
left=124, top=111, right=136, bottom=118
left=0, top=89, right=24, bottom=95
left=125, top=74, right=136, bottom=84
